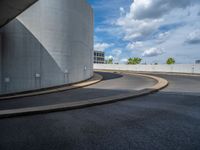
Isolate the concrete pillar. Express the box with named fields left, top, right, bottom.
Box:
left=1, top=0, right=93, bottom=94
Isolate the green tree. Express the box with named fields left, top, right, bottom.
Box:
left=166, top=57, right=175, bottom=65
left=106, top=58, right=113, bottom=64
left=127, top=57, right=142, bottom=65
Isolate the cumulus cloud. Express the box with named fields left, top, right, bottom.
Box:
left=142, top=47, right=164, bottom=57
left=185, top=29, right=200, bottom=44
left=130, top=0, right=199, bottom=20
left=120, top=7, right=125, bottom=16
left=126, top=41, right=143, bottom=50
left=112, top=48, right=122, bottom=56
left=154, top=31, right=171, bottom=44
left=112, top=48, right=122, bottom=63
left=105, top=55, right=114, bottom=60
left=120, top=58, right=128, bottom=64
left=94, top=42, right=114, bottom=52
left=115, top=0, right=200, bottom=42
left=105, top=49, right=122, bottom=63
left=116, top=16, right=161, bottom=40
left=92, top=0, right=200, bottom=63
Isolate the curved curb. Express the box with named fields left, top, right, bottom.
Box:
left=143, top=72, right=200, bottom=77
left=120, top=72, right=169, bottom=91
left=0, top=73, right=103, bottom=100
left=0, top=72, right=168, bottom=119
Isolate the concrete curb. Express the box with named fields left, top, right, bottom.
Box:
left=143, top=72, right=200, bottom=77
left=0, top=71, right=168, bottom=119
left=0, top=73, right=103, bottom=100
left=97, top=70, right=168, bottom=92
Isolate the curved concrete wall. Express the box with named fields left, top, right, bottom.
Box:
left=94, top=64, right=200, bottom=74
left=0, top=0, right=93, bottom=94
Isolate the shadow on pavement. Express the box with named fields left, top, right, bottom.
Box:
left=0, top=88, right=135, bottom=110
left=96, top=72, right=123, bottom=81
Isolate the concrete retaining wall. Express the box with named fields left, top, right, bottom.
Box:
left=94, top=64, right=200, bottom=74
left=0, top=0, right=93, bottom=94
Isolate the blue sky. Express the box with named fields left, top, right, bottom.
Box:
left=87, top=0, right=200, bottom=64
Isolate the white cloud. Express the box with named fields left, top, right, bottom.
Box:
left=115, top=0, right=200, bottom=43
left=154, top=32, right=170, bottom=44
left=111, top=48, right=122, bottom=63
left=120, top=7, right=125, bottom=16
left=105, top=55, right=114, bottom=60
left=185, top=29, right=200, bottom=44
left=126, top=41, right=143, bottom=50
left=113, top=0, right=200, bottom=63
left=142, top=47, right=164, bottom=57
left=116, top=16, right=161, bottom=40
left=112, top=48, right=122, bottom=56
left=130, top=0, right=199, bottom=20
left=94, top=42, right=114, bottom=52
left=120, top=58, right=128, bottom=64
left=105, top=48, right=122, bottom=63
left=92, top=0, right=200, bottom=63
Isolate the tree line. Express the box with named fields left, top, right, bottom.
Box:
left=105, top=57, right=176, bottom=65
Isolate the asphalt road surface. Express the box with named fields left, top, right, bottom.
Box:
left=0, top=72, right=156, bottom=110
left=0, top=72, right=200, bottom=150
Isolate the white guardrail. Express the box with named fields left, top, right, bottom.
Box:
left=94, top=64, right=200, bottom=74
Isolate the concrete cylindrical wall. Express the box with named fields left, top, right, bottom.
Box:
left=0, top=0, right=93, bottom=94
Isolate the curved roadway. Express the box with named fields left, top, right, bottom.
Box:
left=0, top=72, right=200, bottom=150
left=0, top=72, right=156, bottom=110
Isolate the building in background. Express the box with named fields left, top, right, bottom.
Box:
left=94, top=51, right=105, bottom=64
left=196, top=60, right=200, bottom=64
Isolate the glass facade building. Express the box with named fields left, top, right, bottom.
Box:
left=94, top=51, right=105, bottom=64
